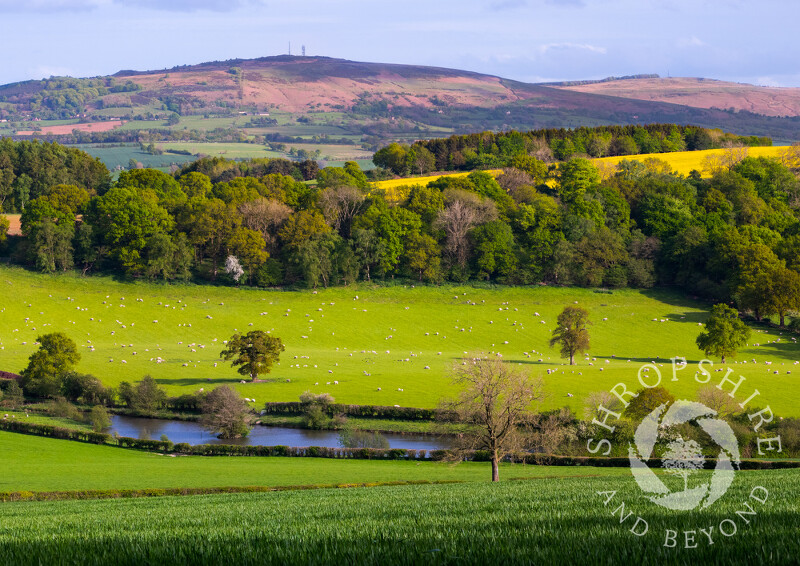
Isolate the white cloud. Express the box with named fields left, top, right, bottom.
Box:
left=540, top=42, right=607, bottom=55
left=676, top=36, right=705, bottom=48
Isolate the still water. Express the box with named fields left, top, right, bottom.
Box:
left=111, top=415, right=449, bottom=451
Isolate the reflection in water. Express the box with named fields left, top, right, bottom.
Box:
left=111, top=415, right=449, bottom=451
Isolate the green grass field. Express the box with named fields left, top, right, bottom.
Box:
left=1, top=266, right=798, bottom=414
left=74, top=144, right=194, bottom=171
left=0, top=464, right=795, bottom=564
left=0, top=430, right=619, bottom=492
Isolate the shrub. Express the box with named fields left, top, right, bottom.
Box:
left=338, top=428, right=390, bottom=449
left=0, top=380, right=24, bottom=408
left=624, top=386, right=675, bottom=421
left=299, top=391, right=338, bottom=429
left=61, top=372, right=111, bottom=406
left=50, top=397, right=83, bottom=421
left=118, top=376, right=168, bottom=412
left=90, top=405, right=111, bottom=432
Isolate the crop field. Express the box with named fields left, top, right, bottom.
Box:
left=372, top=169, right=502, bottom=191
left=593, top=146, right=787, bottom=177
left=157, top=142, right=283, bottom=159
left=1, top=266, right=799, bottom=414
left=74, top=144, right=193, bottom=172
left=0, top=466, right=796, bottom=564
left=0, top=430, right=624, bottom=492
left=280, top=142, right=373, bottom=161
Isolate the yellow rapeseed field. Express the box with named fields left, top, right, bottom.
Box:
left=593, top=146, right=789, bottom=177
left=368, top=147, right=793, bottom=200
left=370, top=170, right=502, bottom=203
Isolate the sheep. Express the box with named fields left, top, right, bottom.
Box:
left=567, top=393, right=573, bottom=397
left=334, top=381, right=339, bottom=385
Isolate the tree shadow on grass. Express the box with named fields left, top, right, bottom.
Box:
left=662, top=311, right=707, bottom=324
left=740, top=341, right=800, bottom=363
left=155, top=377, right=249, bottom=387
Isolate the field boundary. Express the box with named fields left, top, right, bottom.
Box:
left=0, top=479, right=465, bottom=503
left=2, top=422, right=798, bottom=470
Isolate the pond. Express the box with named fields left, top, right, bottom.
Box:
left=110, top=415, right=450, bottom=451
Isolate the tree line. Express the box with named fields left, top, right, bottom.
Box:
left=3, top=133, right=800, bottom=325
left=374, top=124, right=771, bottom=175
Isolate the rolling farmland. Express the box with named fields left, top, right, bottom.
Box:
left=1, top=267, right=799, bottom=415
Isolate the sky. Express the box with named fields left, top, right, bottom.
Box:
left=1, top=0, right=799, bottom=87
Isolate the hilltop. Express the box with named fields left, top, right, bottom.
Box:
left=1, top=56, right=800, bottom=149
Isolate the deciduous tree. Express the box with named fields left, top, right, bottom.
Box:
left=200, top=385, right=253, bottom=438
left=220, top=331, right=284, bottom=381
left=439, top=353, right=544, bottom=482
left=549, top=306, right=591, bottom=365
left=20, top=332, right=80, bottom=398
left=696, top=303, right=750, bottom=363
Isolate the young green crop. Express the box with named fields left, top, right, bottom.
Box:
left=0, top=470, right=796, bottom=564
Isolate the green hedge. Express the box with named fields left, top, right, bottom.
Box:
left=0, top=419, right=110, bottom=444
left=261, top=402, right=449, bottom=421
left=2, top=420, right=797, bottom=470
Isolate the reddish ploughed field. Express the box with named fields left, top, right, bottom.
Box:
left=15, top=121, right=126, bottom=136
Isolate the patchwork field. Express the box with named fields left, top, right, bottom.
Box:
left=593, top=145, right=787, bottom=177
left=0, top=463, right=795, bottom=564
left=14, top=121, right=126, bottom=136
left=1, top=266, right=798, bottom=414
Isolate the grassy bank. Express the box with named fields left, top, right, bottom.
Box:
left=0, top=430, right=623, bottom=492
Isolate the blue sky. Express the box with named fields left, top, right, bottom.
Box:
left=1, top=0, right=798, bottom=87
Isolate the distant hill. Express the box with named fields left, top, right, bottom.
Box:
left=553, top=76, right=800, bottom=118
left=1, top=56, right=799, bottom=144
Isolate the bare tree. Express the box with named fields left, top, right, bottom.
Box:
left=439, top=353, right=545, bottom=482
left=238, top=198, right=291, bottom=253
left=696, top=385, right=740, bottom=418
left=318, top=185, right=365, bottom=238
left=496, top=168, right=534, bottom=192
left=583, top=391, right=623, bottom=420
left=436, top=190, right=497, bottom=271
left=436, top=199, right=475, bottom=270
left=528, top=408, right=577, bottom=464
left=200, top=385, right=254, bottom=439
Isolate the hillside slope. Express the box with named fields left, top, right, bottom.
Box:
left=554, top=77, right=800, bottom=118
left=1, top=56, right=799, bottom=142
